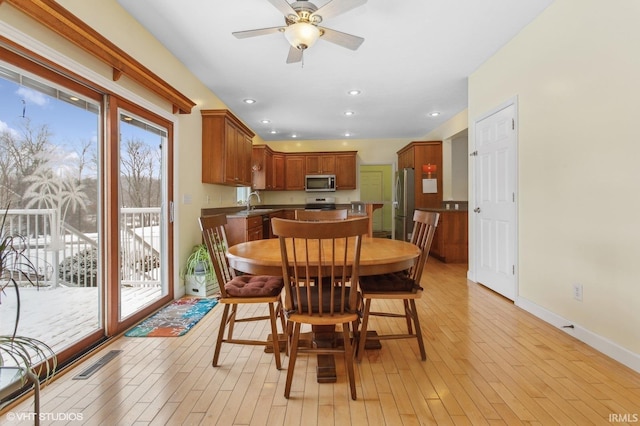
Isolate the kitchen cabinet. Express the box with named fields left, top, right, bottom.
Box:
left=305, top=154, right=336, bottom=174
left=267, top=210, right=286, bottom=239
left=201, top=109, right=254, bottom=186
left=272, top=153, right=285, bottom=190
left=335, top=153, right=357, bottom=189
left=252, top=145, right=273, bottom=190
left=427, top=210, right=468, bottom=263
left=252, top=146, right=287, bottom=190
left=397, top=141, right=442, bottom=208
left=251, top=146, right=357, bottom=191
left=285, top=155, right=305, bottom=190
left=225, top=215, right=264, bottom=247
left=398, top=146, right=415, bottom=169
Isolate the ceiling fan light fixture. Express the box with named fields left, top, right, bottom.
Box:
left=284, top=22, right=320, bottom=50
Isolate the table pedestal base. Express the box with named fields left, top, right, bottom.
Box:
left=266, top=329, right=383, bottom=383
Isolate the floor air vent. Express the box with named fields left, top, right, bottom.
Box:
left=73, top=350, right=123, bottom=380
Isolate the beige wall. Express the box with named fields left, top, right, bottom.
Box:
left=469, top=0, right=640, bottom=360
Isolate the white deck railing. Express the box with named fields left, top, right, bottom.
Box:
left=3, top=208, right=161, bottom=288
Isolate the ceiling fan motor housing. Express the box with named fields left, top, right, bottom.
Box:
left=285, top=1, right=322, bottom=25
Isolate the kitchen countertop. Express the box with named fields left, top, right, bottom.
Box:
left=204, top=204, right=377, bottom=218
left=419, top=207, right=468, bottom=212
left=225, top=208, right=284, bottom=218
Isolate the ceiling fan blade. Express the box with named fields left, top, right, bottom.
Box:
left=232, top=26, right=284, bottom=39
left=268, top=0, right=298, bottom=19
left=286, top=46, right=303, bottom=63
left=319, top=27, right=364, bottom=50
left=311, top=0, right=367, bottom=20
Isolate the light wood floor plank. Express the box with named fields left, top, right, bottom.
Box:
left=2, top=259, right=640, bottom=425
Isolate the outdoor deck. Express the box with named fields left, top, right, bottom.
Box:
left=0, top=286, right=161, bottom=353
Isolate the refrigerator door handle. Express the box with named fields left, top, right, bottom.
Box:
left=394, top=174, right=400, bottom=210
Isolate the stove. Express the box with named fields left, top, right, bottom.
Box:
left=304, top=196, right=336, bottom=211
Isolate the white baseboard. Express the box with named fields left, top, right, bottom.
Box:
left=516, top=297, right=640, bottom=374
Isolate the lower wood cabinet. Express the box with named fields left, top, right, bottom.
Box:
left=225, top=209, right=296, bottom=246
left=225, top=215, right=264, bottom=248
left=428, top=210, right=468, bottom=263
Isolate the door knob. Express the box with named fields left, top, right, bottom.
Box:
left=474, top=207, right=481, bottom=213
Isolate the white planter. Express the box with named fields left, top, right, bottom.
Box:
left=185, top=274, right=219, bottom=297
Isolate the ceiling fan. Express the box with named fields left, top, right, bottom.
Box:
left=232, top=0, right=367, bottom=63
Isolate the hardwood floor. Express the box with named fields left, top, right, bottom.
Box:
left=3, top=259, right=640, bottom=425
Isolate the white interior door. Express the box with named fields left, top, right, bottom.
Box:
left=473, top=103, right=517, bottom=300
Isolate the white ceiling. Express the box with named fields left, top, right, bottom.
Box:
left=117, top=0, right=554, bottom=141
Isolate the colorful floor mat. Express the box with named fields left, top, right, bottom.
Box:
left=125, top=297, right=217, bottom=337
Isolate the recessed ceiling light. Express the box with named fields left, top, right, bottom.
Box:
left=429, top=111, right=440, bottom=117
left=291, top=134, right=298, bottom=138
left=347, top=90, right=361, bottom=96
left=270, top=130, right=277, bottom=134
left=344, top=132, right=351, bottom=137
left=69, top=96, right=79, bottom=101
left=243, top=99, right=256, bottom=104
left=260, top=119, right=270, bottom=124
left=344, top=111, right=355, bottom=116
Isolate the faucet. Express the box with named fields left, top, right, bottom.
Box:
left=246, top=191, right=261, bottom=211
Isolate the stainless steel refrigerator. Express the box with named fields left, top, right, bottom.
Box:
left=393, top=168, right=415, bottom=241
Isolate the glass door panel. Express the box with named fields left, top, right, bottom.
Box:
left=0, top=61, right=102, bottom=355
left=117, top=111, right=168, bottom=320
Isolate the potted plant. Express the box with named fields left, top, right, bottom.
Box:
left=181, top=243, right=219, bottom=297
left=0, top=205, right=57, bottom=422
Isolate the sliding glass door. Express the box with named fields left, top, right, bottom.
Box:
left=0, top=47, right=174, bottom=363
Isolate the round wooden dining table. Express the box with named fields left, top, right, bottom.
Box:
left=227, top=236, right=420, bottom=383
left=227, top=236, right=420, bottom=277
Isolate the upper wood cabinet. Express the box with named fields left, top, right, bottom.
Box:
left=201, top=109, right=255, bottom=186
left=251, top=146, right=357, bottom=191
left=252, top=145, right=273, bottom=190
left=398, top=146, right=415, bottom=169
left=272, top=153, right=286, bottom=190
left=335, top=153, right=357, bottom=189
left=397, top=141, right=442, bottom=208
left=285, top=155, right=305, bottom=190
left=305, top=154, right=336, bottom=175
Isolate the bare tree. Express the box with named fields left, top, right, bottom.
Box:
left=120, top=138, right=160, bottom=208
left=0, top=118, right=55, bottom=208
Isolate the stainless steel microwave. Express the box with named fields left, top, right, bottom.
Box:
left=305, top=174, right=336, bottom=192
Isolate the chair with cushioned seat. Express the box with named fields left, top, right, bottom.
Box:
left=356, top=210, right=439, bottom=362
left=271, top=216, right=368, bottom=400
left=199, top=214, right=285, bottom=369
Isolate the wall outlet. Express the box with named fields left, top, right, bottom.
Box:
left=572, top=283, right=583, bottom=301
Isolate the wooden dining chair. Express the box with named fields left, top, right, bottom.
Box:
left=199, top=214, right=285, bottom=369
left=356, top=210, right=439, bottom=362
left=271, top=216, right=368, bottom=400
left=294, top=209, right=348, bottom=221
